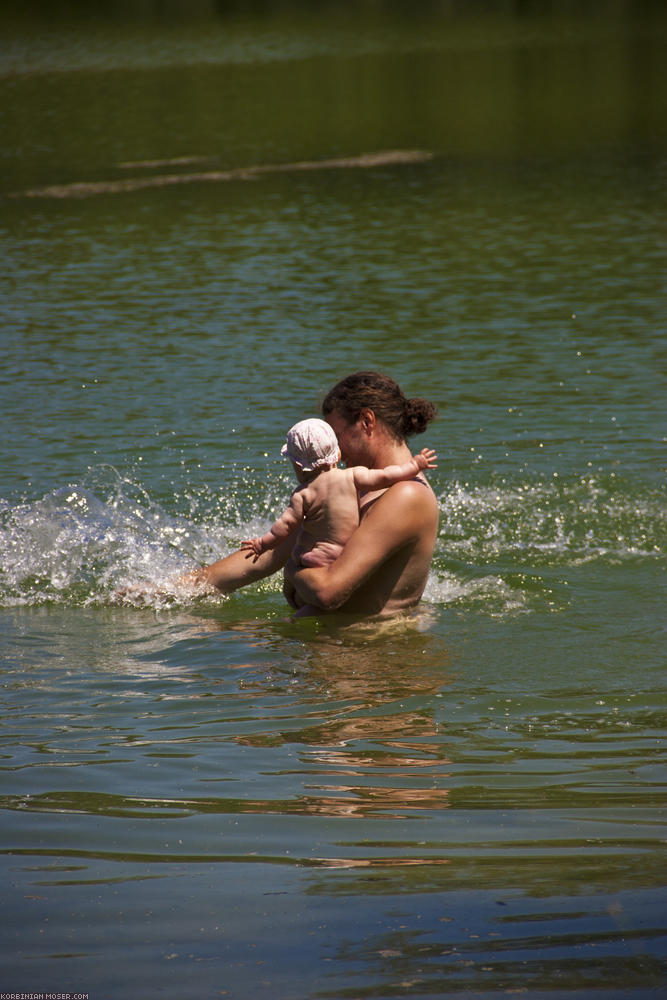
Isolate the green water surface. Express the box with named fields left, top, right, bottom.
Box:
left=1, top=2, right=665, bottom=997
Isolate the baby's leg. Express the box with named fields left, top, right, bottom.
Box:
left=299, top=541, right=344, bottom=568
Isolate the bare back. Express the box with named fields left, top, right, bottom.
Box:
left=297, top=467, right=361, bottom=550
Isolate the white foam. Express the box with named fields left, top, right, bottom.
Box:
left=0, top=467, right=663, bottom=612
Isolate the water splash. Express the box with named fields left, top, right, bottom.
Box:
left=438, top=474, right=664, bottom=567
left=0, top=467, right=663, bottom=612
left=0, top=466, right=248, bottom=608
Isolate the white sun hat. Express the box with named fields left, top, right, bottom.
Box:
left=281, top=418, right=340, bottom=472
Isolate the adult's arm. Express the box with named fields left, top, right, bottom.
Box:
left=292, top=480, right=434, bottom=610
left=183, top=533, right=296, bottom=594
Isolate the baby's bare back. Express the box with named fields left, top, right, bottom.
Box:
left=300, top=467, right=360, bottom=547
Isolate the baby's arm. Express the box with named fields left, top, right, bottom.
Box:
left=352, top=448, right=437, bottom=492
left=241, top=491, right=305, bottom=559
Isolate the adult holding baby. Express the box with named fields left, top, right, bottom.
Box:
left=187, top=371, right=439, bottom=617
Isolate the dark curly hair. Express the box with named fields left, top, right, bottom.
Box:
left=322, top=371, right=437, bottom=442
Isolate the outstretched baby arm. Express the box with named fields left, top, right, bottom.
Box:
left=241, top=490, right=305, bottom=559
left=352, top=447, right=437, bottom=492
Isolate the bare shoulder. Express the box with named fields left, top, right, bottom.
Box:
left=390, top=476, right=438, bottom=518
left=362, top=476, right=438, bottom=525
left=389, top=475, right=437, bottom=500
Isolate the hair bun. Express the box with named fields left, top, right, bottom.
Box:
left=404, top=397, right=438, bottom=437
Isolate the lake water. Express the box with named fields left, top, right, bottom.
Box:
left=1, top=2, right=666, bottom=997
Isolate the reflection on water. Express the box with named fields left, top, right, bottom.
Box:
left=1, top=601, right=664, bottom=995
left=2, top=1, right=666, bottom=197
left=317, top=889, right=666, bottom=998
left=15, top=150, right=433, bottom=199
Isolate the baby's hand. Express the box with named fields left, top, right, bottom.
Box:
left=415, top=447, right=437, bottom=470
left=241, top=538, right=264, bottom=561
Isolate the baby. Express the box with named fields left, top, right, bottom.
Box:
left=241, top=417, right=437, bottom=570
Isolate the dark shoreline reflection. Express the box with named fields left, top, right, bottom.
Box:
left=2, top=0, right=667, bottom=196
left=8, top=0, right=667, bottom=19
